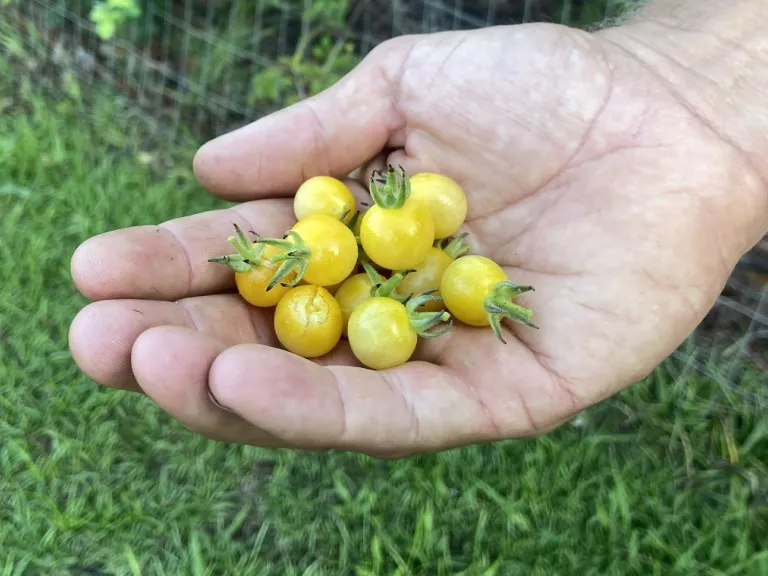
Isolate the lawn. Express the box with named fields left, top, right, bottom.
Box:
left=1, top=48, right=767, bottom=576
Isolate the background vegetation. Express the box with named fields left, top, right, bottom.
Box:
left=1, top=0, right=766, bottom=573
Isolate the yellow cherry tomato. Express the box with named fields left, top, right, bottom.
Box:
left=359, top=199, right=434, bottom=270
left=294, top=176, right=356, bottom=224
left=234, top=244, right=295, bottom=307
left=393, top=247, right=452, bottom=312
left=409, top=173, right=467, bottom=239
left=274, top=285, right=343, bottom=358
left=347, top=297, right=418, bottom=370
left=284, top=214, right=358, bottom=287
left=440, top=255, right=537, bottom=343
left=440, top=255, right=507, bottom=326
left=334, top=272, right=374, bottom=335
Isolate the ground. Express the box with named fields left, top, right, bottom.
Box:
left=0, top=55, right=766, bottom=576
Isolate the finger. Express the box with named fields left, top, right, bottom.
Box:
left=355, top=151, right=389, bottom=190
left=192, top=39, right=413, bottom=200
left=342, top=178, right=371, bottom=212
left=71, top=198, right=295, bottom=302
left=68, top=294, right=277, bottom=391
left=385, top=148, right=437, bottom=176
left=132, top=326, right=290, bottom=447
left=207, top=344, right=500, bottom=456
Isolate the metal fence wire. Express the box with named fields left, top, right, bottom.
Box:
left=3, top=0, right=767, bottom=408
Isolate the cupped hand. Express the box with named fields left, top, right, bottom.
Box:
left=68, top=23, right=764, bottom=457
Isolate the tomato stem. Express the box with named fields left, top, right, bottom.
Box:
left=438, top=232, right=470, bottom=260
left=207, top=224, right=266, bottom=273
left=483, top=281, right=538, bottom=343
left=406, top=289, right=453, bottom=338
left=361, top=259, right=412, bottom=303
left=254, top=230, right=310, bottom=290
left=369, top=165, right=411, bottom=210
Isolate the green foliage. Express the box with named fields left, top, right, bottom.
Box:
left=249, top=36, right=358, bottom=108
left=89, top=0, right=141, bottom=40
left=248, top=0, right=359, bottom=108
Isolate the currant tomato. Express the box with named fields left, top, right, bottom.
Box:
left=208, top=225, right=296, bottom=307
left=409, top=172, right=468, bottom=239
left=347, top=292, right=453, bottom=370
left=359, top=166, right=434, bottom=270
left=258, top=214, right=358, bottom=289
left=294, top=175, right=356, bottom=224
left=334, top=273, right=374, bottom=335
left=234, top=244, right=294, bottom=307
left=440, top=255, right=538, bottom=343
left=393, top=234, right=470, bottom=311
left=335, top=262, right=412, bottom=335
left=274, top=285, right=343, bottom=358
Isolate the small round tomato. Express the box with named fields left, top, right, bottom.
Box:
left=258, top=214, right=358, bottom=288
left=348, top=297, right=416, bottom=369
left=274, top=285, right=343, bottom=358
left=393, top=247, right=451, bottom=311
left=335, top=262, right=413, bottom=335
left=234, top=244, right=294, bottom=307
left=440, top=255, right=538, bottom=343
left=347, top=291, right=452, bottom=370
left=409, top=173, right=467, bottom=239
left=334, top=272, right=374, bottom=335
left=359, top=166, right=434, bottom=270
left=209, top=225, right=296, bottom=307
left=392, top=234, right=469, bottom=311
left=294, top=176, right=356, bottom=224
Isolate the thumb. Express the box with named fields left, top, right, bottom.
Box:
left=192, top=40, right=411, bottom=201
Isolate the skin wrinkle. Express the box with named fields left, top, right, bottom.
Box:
left=530, top=350, right=588, bottom=413
left=380, top=369, right=422, bottom=447
left=430, top=333, right=509, bottom=438
left=156, top=223, right=194, bottom=297
left=468, top=46, right=614, bottom=254
left=600, top=35, right=768, bottom=201
left=329, top=368, right=350, bottom=447
left=300, top=99, right=332, bottom=182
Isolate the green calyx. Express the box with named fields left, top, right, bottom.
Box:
left=436, top=232, right=470, bottom=260
left=254, top=230, right=311, bottom=291
left=405, top=289, right=453, bottom=338
left=483, top=281, right=538, bottom=344
left=369, top=164, right=411, bottom=210
left=208, top=224, right=266, bottom=274
left=360, top=260, right=411, bottom=303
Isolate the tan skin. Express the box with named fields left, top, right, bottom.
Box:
left=68, top=1, right=768, bottom=457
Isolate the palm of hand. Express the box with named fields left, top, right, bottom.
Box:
left=70, top=24, right=747, bottom=456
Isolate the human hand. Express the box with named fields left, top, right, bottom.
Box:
left=69, top=17, right=767, bottom=457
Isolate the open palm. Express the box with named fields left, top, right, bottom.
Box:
left=69, top=23, right=760, bottom=457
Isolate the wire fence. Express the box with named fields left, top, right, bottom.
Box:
left=2, top=0, right=767, bottom=407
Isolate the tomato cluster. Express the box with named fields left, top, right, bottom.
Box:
left=210, top=167, right=538, bottom=369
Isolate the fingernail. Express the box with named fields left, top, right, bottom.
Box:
left=207, top=388, right=235, bottom=412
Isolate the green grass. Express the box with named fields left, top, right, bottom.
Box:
left=1, top=56, right=767, bottom=575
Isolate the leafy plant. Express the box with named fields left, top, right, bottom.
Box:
left=89, top=0, right=141, bottom=40
left=248, top=0, right=359, bottom=108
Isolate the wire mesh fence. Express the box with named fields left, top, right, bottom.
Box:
left=2, top=0, right=766, bottom=407
left=3, top=0, right=639, bottom=141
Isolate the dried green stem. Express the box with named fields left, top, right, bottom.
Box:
left=483, top=281, right=538, bottom=344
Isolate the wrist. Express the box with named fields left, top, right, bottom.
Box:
left=596, top=0, right=768, bottom=244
